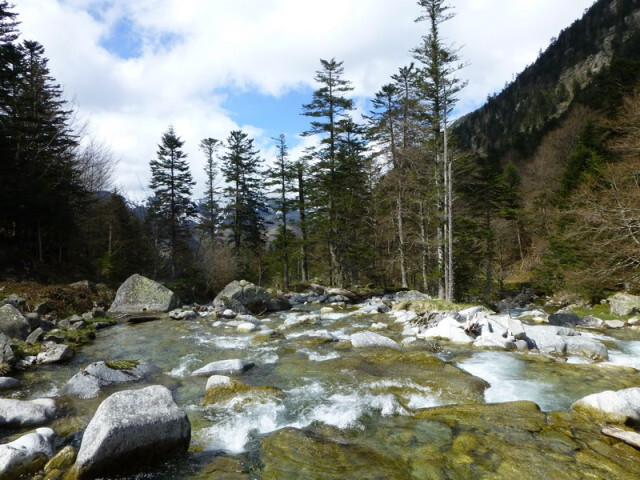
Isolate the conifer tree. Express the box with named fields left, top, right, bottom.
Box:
left=413, top=0, right=466, bottom=300
left=198, top=137, right=221, bottom=240
left=220, top=130, right=268, bottom=280
left=265, top=133, right=296, bottom=289
left=148, top=126, right=196, bottom=279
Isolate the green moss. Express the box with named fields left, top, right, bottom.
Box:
left=203, top=378, right=284, bottom=406
left=105, top=359, right=140, bottom=370
left=571, top=304, right=633, bottom=321
left=0, top=363, right=11, bottom=375
left=12, top=340, right=42, bottom=358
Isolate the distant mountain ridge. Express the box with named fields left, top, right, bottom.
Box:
left=455, top=0, right=640, bottom=157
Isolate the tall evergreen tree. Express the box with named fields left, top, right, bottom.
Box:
left=301, top=58, right=356, bottom=286
left=265, top=133, right=296, bottom=289
left=413, top=0, right=466, bottom=300
left=220, top=130, right=268, bottom=280
left=198, top=137, right=221, bottom=240
left=148, top=126, right=196, bottom=279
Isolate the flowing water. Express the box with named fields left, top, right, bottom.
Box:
left=8, top=307, right=640, bottom=479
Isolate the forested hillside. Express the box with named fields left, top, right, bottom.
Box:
left=0, top=0, right=638, bottom=303
left=453, top=0, right=640, bottom=299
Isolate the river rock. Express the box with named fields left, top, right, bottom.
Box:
left=202, top=375, right=285, bottom=405
left=191, top=358, right=255, bottom=376
left=36, top=342, right=74, bottom=365
left=604, top=319, right=625, bottom=329
left=571, top=387, right=640, bottom=423
left=395, top=290, right=432, bottom=302
left=61, top=360, right=159, bottom=399
left=70, top=385, right=191, bottom=479
left=0, top=427, right=55, bottom=478
left=266, top=296, right=292, bottom=312
left=43, top=445, right=77, bottom=475
left=609, top=293, right=640, bottom=316
left=0, top=377, right=19, bottom=390
left=0, top=332, right=15, bottom=367
left=0, top=304, right=30, bottom=340
left=548, top=312, right=580, bottom=327
left=418, top=317, right=475, bottom=344
left=213, top=280, right=271, bottom=314
left=350, top=331, right=401, bottom=350
left=236, top=322, right=257, bottom=333
left=0, top=398, right=58, bottom=427
left=169, top=309, right=198, bottom=320
left=109, top=274, right=179, bottom=313
left=523, top=325, right=608, bottom=360
left=26, top=327, right=44, bottom=344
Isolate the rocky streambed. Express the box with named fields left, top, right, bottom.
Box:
left=2, top=279, right=640, bottom=478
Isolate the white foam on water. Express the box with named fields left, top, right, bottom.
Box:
left=300, top=349, right=341, bottom=362
left=199, top=400, right=286, bottom=453
left=458, top=351, right=556, bottom=409
left=369, top=378, right=443, bottom=410
left=285, top=329, right=335, bottom=340
left=407, top=393, right=443, bottom=409
left=167, top=353, right=200, bottom=377
left=606, top=339, right=640, bottom=369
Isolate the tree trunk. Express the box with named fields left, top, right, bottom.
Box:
left=396, top=188, right=408, bottom=288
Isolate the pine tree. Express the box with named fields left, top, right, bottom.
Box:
left=265, top=133, right=296, bottom=289
left=220, top=130, right=268, bottom=280
left=148, top=126, right=196, bottom=279
left=302, top=58, right=356, bottom=286
left=413, top=0, right=466, bottom=300
left=198, top=137, right=221, bottom=241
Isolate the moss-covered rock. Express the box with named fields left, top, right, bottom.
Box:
left=202, top=375, right=284, bottom=407
left=259, top=427, right=411, bottom=479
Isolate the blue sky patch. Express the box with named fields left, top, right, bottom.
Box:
left=99, top=16, right=143, bottom=59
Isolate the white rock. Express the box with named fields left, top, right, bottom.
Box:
left=604, top=320, right=625, bottom=329
left=350, top=331, right=401, bottom=350
left=206, top=375, right=232, bottom=390
left=36, top=342, right=73, bottom=365
left=418, top=317, right=474, bottom=344
left=0, top=398, right=57, bottom=428
left=571, top=387, right=640, bottom=421
left=370, top=322, right=388, bottom=331
left=191, top=359, right=254, bottom=376
left=236, top=322, right=257, bottom=333
left=0, top=428, right=55, bottom=478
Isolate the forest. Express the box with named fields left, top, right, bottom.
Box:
left=0, top=0, right=638, bottom=304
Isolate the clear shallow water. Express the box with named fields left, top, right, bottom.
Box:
left=10, top=308, right=640, bottom=478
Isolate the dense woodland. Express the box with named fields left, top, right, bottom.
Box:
left=0, top=0, right=638, bottom=303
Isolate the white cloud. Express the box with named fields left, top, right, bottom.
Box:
left=16, top=0, right=595, bottom=201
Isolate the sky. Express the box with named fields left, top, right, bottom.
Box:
left=16, top=0, right=596, bottom=202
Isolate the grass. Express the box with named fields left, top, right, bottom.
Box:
left=570, top=303, right=635, bottom=321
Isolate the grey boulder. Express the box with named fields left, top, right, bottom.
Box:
left=70, top=385, right=190, bottom=479
left=0, top=398, right=58, bottom=428
left=61, top=360, right=159, bottom=399
left=109, top=274, right=179, bottom=314
left=0, top=332, right=15, bottom=367
left=0, top=304, right=30, bottom=340
left=0, top=427, right=55, bottom=478
left=0, top=377, right=19, bottom=390
left=213, top=280, right=270, bottom=314
left=609, top=293, right=640, bottom=316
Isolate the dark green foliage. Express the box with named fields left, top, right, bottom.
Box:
left=148, top=126, right=196, bottom=279
left=556, top=121, right=606, bottom=201
left=220, top=130, right=268, bottom=281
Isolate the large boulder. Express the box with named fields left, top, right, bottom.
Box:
left=0, top=332, right=15, bottom=367
left=0, top=304, right=30, bottom=340
left=524, top=325, right=608, bottom=361
left=0, top=398, right=58, bottom=428
left=61, top=360, right=159, bottom=399
left=70, top=385, right=190, bottom=479
left=418, top=317, right=475, bottom=344
left=395, top=290, right=432, bottom=302
left=0, top=427, right=56, bottom=478
left=609, top=293, right=640, bottom=316
left=109, top=274, right=179, bottom=314
left=213, top=280, right=271, bottom=314
left=571, top=387, right=640, bottom=423
left=350, top=331, right=401, bottom=350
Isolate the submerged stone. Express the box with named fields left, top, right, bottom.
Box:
left=202, top=375, right=284, bottom=406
